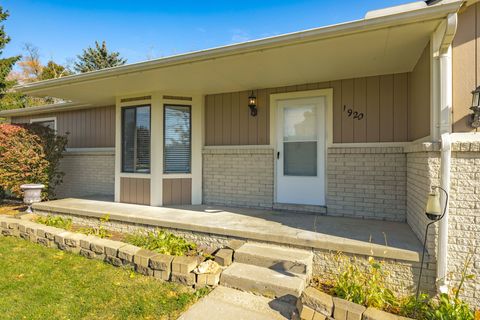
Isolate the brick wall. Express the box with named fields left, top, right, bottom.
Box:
left=405, top=141, right=480, bottom=308
left=326, top=147, right=407, bottom=222
left=55, top=150, right=115, bottom=199
left=448, top=146, right=480, bottom=307
left=202, top=147, right=274, bottom=208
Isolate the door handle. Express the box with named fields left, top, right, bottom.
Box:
left=277, top=151, right=280, bottom=159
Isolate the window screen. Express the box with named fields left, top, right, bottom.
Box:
left=164, top=105, right=191, bottom=174
left=122, top=105, right=151, bottom=173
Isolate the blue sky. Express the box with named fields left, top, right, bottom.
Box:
left=3, top=0, right=412, bottom=66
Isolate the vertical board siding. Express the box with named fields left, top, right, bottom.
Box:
left=408, top=42, right=431, bottom=141
left=11, top=106, right=115, bottom=148
left=204, top=72, right=417, bottom=145
left=162, top=178, right=192, bottom=205
left=120, top=177, right=150, bottom=205
left=453, top=3, right=479, bottom=132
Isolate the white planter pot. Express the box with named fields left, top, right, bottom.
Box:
left=20, top=184, right=45, bottom=213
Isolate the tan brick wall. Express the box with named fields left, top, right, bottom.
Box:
left=326, top=147, right=407, bottom=222
left=405, top=141, right=480, bottom=308
left=55, top=150, right=115, bottom=199
left=448, top=148, right=480, bottom=307
left=202, top=147, right=274, bottom=208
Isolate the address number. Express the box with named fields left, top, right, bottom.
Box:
left=343, top=105, right=364, bottom=120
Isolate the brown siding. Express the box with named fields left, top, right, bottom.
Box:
left=162, top=178, right=192, bottom=205
left=11, top=106, right=115, bottom=148
left=205, top=73, right=414, bottom=145
left=408, top=42, right=431, bottom=140
left=453, top=3, right=479, bottom=132
left=120, top=177, right=150, bottom=205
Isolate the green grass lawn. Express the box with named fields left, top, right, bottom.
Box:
left=0, top=236, right=206, bottom=320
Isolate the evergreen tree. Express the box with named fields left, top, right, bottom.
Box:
left=40, top=60, right=71, bottom=80
left=74, top=41, right=126, bottom=73
left=0, top=6, right=22, bottom=110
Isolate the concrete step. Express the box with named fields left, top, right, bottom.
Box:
left=178, top=286, right=296, bottom=320
left=234, top=242, right=313, bottom=276
left=220, top=262, right=307, bottom=303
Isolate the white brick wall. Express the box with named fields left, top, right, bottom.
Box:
left=405, top=141, right=480, bottom=308
left=326, top=147, right=407, bottom=222
left=203, top=148, right=274, bottom=208
left=55, top=150, right=115, bottom=199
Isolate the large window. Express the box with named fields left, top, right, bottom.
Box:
left=164, top=105, right=191, bottom=174
left=122, top=105, right=151, bottom=173
left=30, top=117, right=56, bottom=130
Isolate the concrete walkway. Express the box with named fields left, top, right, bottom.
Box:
left=178, top=286, right=296, bottom=320
left=33, top=198, right=423, bottom=261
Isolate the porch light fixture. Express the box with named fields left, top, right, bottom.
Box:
left=248, top=91, right=258, bottom=117
left=416, top=186, right=448, bottom=299
left=469, top=86, right=480, bottom=128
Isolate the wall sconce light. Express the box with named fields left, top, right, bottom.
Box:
left=248, top=91, right=257, bottom=117
left=416, top=186, right=448, bottom=299
left=469, top=86, right=480, bottom=128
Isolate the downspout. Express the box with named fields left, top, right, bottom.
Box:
left=435, top=12, right=457, bottom=293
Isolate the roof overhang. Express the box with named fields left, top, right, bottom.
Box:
left=6, top=0, right=465, bottom=114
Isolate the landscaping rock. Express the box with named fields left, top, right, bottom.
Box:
left=101, top=239, right=126, bottom=257
left=54, top=231, right=74, bottom=246
left=215, top=249, right=233, bottom=266
left=363, top=307, right=413, bottom=320
left=80, top=249, right=96, bottom=259
left=105, top=255, right=123, bottom=267
left=149, top=254, right=173, bottom=271
left=172, top=256, right=198, bottom=274
left=296, top=299, right=316, bottom=320
left=194, top=260, right=220, bottom=274
left=171, top=272, right=196, bottom=286
left=64, top=233, right=88, bottom=248
left=42, top=226, right=64, bottom=240
left=226, top=239, right=245, bottom=251
left=196, top=268, right=222, bottom=287
left=153, top=269, right=171, bottom=281
left=333, top=297, right=366, bottom=320
left=80, top=235, right=97, bottom=250
left=136, top=265, right=154, bottom=276
left=37, top=237, right=54, bottom=248
left=301, top=287, right=333, bottom=317
left=118, top=244, right=141, bottom=262
left=133, top=249, right=158, bottom=268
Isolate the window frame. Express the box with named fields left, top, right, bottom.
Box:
left=30, top=117, right=57, bottom=131
left=163, top=104, right=192, bottom=174
left=121, top=104, right=151, bottom=174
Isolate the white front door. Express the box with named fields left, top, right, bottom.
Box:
left=276, top=96, right=326, bottom=206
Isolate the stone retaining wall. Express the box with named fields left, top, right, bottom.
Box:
left=0, top=215, right=223, bottom=288
left=33, top=210, right=433, bottom=299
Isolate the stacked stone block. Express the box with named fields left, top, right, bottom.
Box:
left=0, top=216, right=223, bottom=288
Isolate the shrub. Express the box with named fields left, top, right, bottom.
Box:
left=36, top=215, right=73, bottom=230
left=126, top=230, right=197, bottom=256
left=328, top=254, right=397, bottom=311
left=0, top=123, right=67, bottom=199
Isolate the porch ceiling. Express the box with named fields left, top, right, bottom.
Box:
left=15, top=2, right=457, bottom=106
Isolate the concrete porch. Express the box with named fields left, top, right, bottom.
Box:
left=32, top=198, right=423, bottom=262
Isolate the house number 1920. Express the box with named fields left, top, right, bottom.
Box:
left=343, top=105, right=364, bottom=120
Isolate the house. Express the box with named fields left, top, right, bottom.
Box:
left=1, top=0, right=479, bottom=308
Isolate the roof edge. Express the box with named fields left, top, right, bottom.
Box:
left=15, top=0, right=464, bottom=95
left=0, top=102, right=93, bottom=118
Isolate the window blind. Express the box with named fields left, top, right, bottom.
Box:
left=122, top=105, right=150, bottom=173
left=164, top=105, right=191, bottom=174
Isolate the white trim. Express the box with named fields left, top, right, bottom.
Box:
left=269, top=88, right=333, bottom=205
left=0, top=102, right=91, bottom=117
left=119, top=99, right=152, bottom=107
left=30, top=116, right=57, bottom=131
left=119, top=172, right=152, bottom=179
left=65, top=147, right=115, bottom=153
left=203, top=145, right=271, bottom=150
left=163, top=173, right=193, bottom=179
left=328, top=142, right=409, bottom=148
